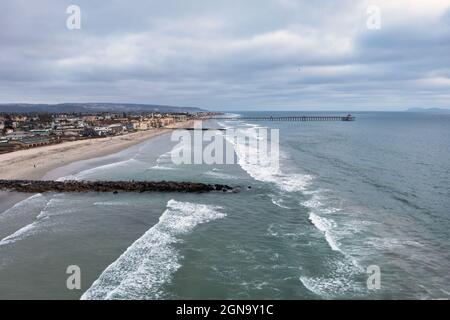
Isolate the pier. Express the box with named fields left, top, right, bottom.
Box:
left=209, top=115, right=355, bottom=121
left=0, top=180, right=237, bottom=194
left=183, top=128, right=226, bottom=131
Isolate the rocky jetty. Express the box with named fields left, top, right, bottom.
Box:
left=0, top=180, right=236, bottom=194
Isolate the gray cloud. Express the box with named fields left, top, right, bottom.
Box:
left=1, top=0, right=450, bottom=110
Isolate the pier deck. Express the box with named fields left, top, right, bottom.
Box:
left=209, top=115, right=355, bottom=121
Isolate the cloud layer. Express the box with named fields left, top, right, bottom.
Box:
left=1, top=0, right=450, bottom=110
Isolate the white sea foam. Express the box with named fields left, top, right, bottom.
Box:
left=224, top=126, right=312, bottom=192
left=300, top=258, right=365, bottom=298
left=302, top=194, right=341, bottom=214
left=152, top=144, right=185, bottom=169
left=266, top=224, right=279, bottom=237
left=76, top=159, right=144, bottom=178
left=0, top=222, right=41, bottom=246
left=301, top=196, right=323, bottom=209
left=321, top=207, right=341, bottom=214
left=217, top=121, right=233, bottom=130
left=223, top=121, right=367, bottom=298
left=56, top=175, right=80, bottom=182
left=269, top=194, right=291, bottom=209
left=0, top=197, right=71, bottom=246
left=238, top=158, right=312, bottom=192
left=0, top=194, right=48, bottom=245
left=0, top=194, right=45, bottom=218
left=94, top=201, right=130, bottom=207
left=303, top=207, right=367, bottom=299
left=308, top=212, right=340, bottom=252
left=81, top=199, right=226, bottom=300
left=205, top=170, right=236, bottom=180
left=150, top=165, right=176, bottom=171
left=365, top=237, right=424, bottom=250
left=302, top=196, right=370, bottom=297
left=300, top=274, right=354, bottom=298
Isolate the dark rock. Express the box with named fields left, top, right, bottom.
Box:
left=0, top=179, right=238, bottom=194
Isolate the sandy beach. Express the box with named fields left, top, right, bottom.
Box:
left=0, top=121, right=193, bottom=180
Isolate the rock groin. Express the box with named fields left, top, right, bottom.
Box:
left=0, top=180, right=237, bottom=194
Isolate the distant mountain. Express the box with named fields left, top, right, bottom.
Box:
left=0, top=103, right=205, bottom=114
left=406, top=107, right=450, bottom=114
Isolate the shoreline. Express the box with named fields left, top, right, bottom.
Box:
left=0, top=121, right=194, bottom=181
left=0, top=121, right=193, bottom=214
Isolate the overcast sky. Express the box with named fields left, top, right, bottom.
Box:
left=1, top=0, right=450, bottom=111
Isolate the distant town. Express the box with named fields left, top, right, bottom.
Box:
left=0, top=111, right=216, bottom=154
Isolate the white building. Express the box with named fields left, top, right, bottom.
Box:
left=94, top=126, right=111, bottom=136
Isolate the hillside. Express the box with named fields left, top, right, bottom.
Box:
left=0, top=103, right=204, bottom=114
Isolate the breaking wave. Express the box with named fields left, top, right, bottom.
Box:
left=81, top=199, right=226, bottom=300
left=0, top=197, right=66, bottom=246
left=308, top=212, right=340, bottom=252
left=223, top=123, right=312, bottom=193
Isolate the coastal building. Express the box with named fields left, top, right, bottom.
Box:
left=11, top=115, right=28, bottom=122
left=108, top=123, right=124, bottom=134
left=11, top=136, right=54, bottom=148
left=94, top=126, right=111, bottom=136
left=81, top=128, right=98, bottom=137
left=81, top=115, right=97, bottom=124
left=161, top=117, right=175, bottom=126
left=174, top=114, right=187, bottom=122
left=138, top=121, right=151, bottom=130
left=127, top=120, right=140, bottom=131
left=6, top=131, right=34, bottom=140
left=0, top=136, right=57, bottom=153
left=62, top=129, right=83, bottom=138
left=30, top=129, right=51, bottom=136
left=0, top=111, right=191, bottom=153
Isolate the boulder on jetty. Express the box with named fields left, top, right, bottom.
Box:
left=0, top=180, right=236, bottom=194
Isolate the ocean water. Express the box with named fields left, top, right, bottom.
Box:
left=0, top=112, right=449, bottom=299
